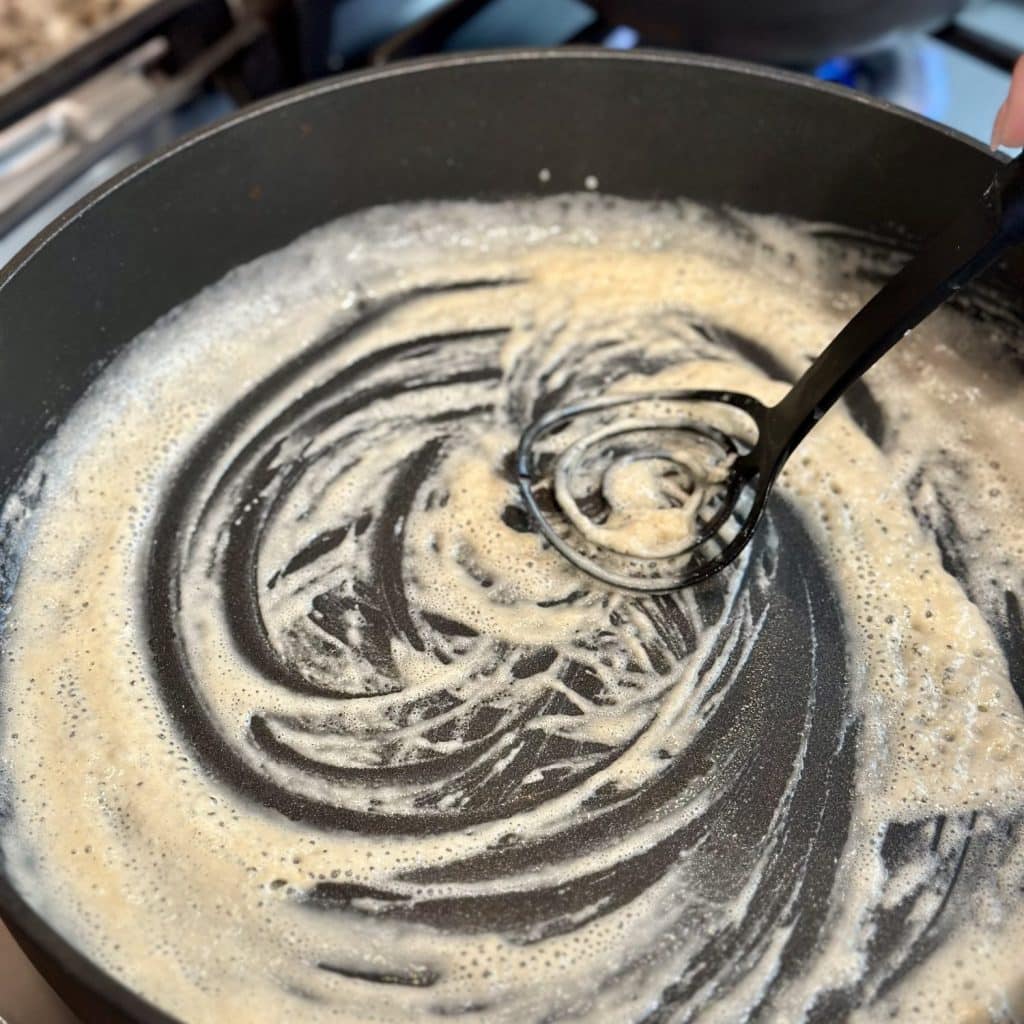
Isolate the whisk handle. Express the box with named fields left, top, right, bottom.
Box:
left=764, top=152, right=1024, bottom=469
left=988, top=152, right=1024, bottom=252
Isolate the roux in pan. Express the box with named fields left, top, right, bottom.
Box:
left=2, top=196, right=1024, bottom=1022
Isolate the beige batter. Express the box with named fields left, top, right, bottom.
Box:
left=1, top=196, right=1024, bottom=1022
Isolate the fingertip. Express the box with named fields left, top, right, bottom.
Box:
left=998, top=58, right=1024, bottom=148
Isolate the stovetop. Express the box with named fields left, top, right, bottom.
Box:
left=0, top=0, right=1020, bottom=272
left=1, top=2, right=1023, bottom=1022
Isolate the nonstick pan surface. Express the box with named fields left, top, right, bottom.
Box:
left=0, top=50, right=1022, bottom=1023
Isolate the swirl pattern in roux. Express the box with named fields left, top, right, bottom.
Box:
left=2, top=196, right=1024, bottom=1022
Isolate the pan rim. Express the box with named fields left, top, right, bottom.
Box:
left=0, top=46, right=1009, bottom=1024
left=0, top=45, right=1005, bottom=293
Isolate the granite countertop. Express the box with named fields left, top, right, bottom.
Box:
left=0, top=0, right=153, bottom=86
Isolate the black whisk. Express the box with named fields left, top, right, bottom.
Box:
left=517, top=152, right=1024, bottom=592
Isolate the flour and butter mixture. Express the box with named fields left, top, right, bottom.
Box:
left=2, top=196, right=1024, bottom=1022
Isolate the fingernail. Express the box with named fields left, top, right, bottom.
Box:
left=992, top=103, right=1007, bottom=150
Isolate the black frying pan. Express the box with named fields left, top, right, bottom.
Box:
left=0, top=50, right=1021, bottom=1023
left=589, top=0, right=967, bottom=64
